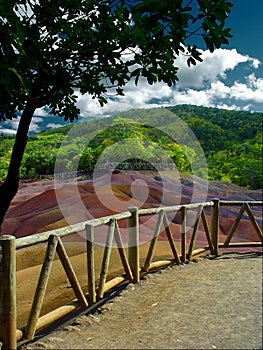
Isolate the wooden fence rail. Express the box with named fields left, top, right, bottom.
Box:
left=0, top=199, right=262, bottom=349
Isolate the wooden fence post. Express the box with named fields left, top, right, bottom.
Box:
left=181, top=206, right=187, bottom=263
left=128, top=207, right=140, bottom=283
left=143, top=210, right=165, bottom=272
left=25, top=234, right=58, bottom=340
left=0, top=235, right=17, bottom=350
left=187, top=205, right=203, bottom=260
left=97, top=220, right=115, bottom=299
left=211, top=198, right=220, bottom=256
left=86, top=224, right=96, bottom=304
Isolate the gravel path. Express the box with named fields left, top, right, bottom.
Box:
left=20, top=252, right=262, bottom=350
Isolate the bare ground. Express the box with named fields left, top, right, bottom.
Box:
left=20, top=251, right=263, bottom=350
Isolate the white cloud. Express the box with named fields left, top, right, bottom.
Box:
left=209, top=81, right=230, bottom=99
left=32, top=117, right=43, bottom=123
left=10, top=118, right=20, bottom=130
left=46, top=123, right=63, bottom=129
left=230, top=81, right=263, bottom=103
left=1, top=48, right=262, bottom=135
left=177, top=48, right=260, bottom=88
left=250, top=58, right=261, bottom=69
left=5, top=116, right=43, bottom=133
left=76, top=78, right=172, bottom=117
left=29, top=117, right=43, bottom=133
left=115, top=79, right=172, bottom=106
left=170, top=89, right=212, bottom=107
left=75, top=48, right=263, bottom=119
left=0, top=128, right=17, bottom=135
left=216, top=103, right=240, bottom=111
left=34, top=107, right=50, bottom=117
left=247, top=73, right=263, bottom=90
left=169, top=75, right=263, bottom=108
left=76, top=93, right=104, bottom=117
left=203, top=74, right=263, bottom=105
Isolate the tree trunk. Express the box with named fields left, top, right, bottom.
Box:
left=0, top=100, right=36, bottom=230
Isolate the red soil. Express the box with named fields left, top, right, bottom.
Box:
left=2, top=170, right=262, bottom=245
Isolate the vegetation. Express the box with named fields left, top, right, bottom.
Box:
left=0, top=0, right=233, bottom=226
left=0, top=105, right=261, bottom=189
left=167, top=105, right=262, bottom=189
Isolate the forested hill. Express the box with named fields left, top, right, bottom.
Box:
left=167, top=105, right=262, bottom=189
left=0, top=105, right=262, bottom=189
left=168, top=105, right=261, bottom=152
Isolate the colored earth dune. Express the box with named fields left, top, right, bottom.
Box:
left=2, top=170, right=262, bottom=246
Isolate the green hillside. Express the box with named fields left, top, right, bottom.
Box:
left=0, top=105, right=262, bottom=189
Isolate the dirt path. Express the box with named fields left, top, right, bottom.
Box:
left=21, top=252, right=262, bottom=350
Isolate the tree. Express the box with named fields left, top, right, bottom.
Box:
left=0, top=0, right=233, bottom=227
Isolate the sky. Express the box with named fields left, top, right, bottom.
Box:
left=1, top=0, right=263, bottom=135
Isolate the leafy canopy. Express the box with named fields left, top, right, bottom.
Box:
left=0, top=0, right=233, bottom=122
left=1, top=104, right=261, bottom=190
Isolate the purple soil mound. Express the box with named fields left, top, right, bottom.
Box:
left=2, top=171, right=262, bottom=246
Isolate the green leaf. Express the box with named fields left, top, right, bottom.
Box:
left=203, top=36, right=215, bottom=52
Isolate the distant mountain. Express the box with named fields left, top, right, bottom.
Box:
left=38, top=104, right=262, bottom=150
left=1, top=105, right=262, bottom=189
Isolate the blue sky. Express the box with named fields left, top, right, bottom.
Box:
left=1, top=0, right=263, bottom=135
left=226, top=0, right=262, bottom=61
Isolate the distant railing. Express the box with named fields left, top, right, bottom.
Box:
left=39, top=162, right=175, bottom=180
left=95, top=162, right=175, bottom=171
left=0, top=199, right=262, bottom=349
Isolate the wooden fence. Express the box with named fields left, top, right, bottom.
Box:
left=0, top=199, right=262, bottom=349
left=39, top=162, right=175, bottom=180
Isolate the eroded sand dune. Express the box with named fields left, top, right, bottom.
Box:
left=2, top=170, right=262, bottom=243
